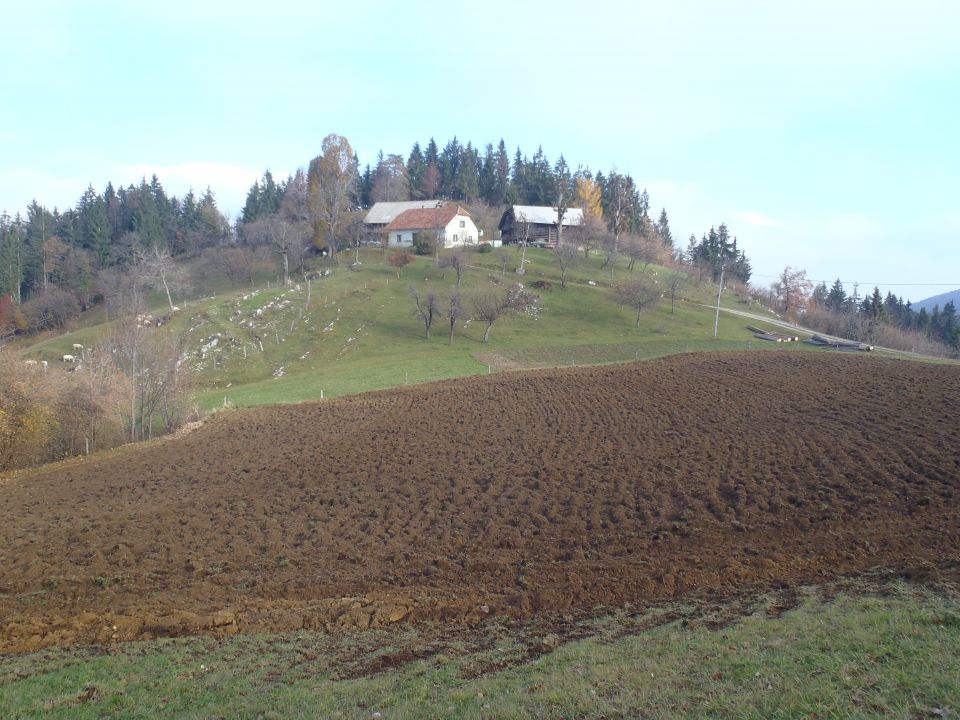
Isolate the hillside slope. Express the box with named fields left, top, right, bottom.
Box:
left=15, top=247, right=801, bottom=410
left=1, top=351, right=957, bottom=653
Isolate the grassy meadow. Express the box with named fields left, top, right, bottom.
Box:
left=16, top=244, right=803, bottom=410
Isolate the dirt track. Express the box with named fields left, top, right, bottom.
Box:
left=1, top=352, right=958, bottom=653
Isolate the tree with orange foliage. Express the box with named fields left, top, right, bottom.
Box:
left=576, top=176, right=603, bottom=221
left=388, top=251, right=413, bottom=279
left=773, top=266, right=813, bottom=319
left=307, top=134, right=359, bottom=255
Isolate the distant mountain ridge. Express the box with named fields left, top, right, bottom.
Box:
left=912, top=288, right=960, bottom=312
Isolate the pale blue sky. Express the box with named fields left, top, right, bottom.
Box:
left=1, top=0, right=957, bottom=302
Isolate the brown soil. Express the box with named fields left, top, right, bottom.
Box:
left=1, top=352, right=957, bottom=654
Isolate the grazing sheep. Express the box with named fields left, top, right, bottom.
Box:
left=24, top=360, right=38, bottom=367
left=62, top=354, right=76, bottom=363
left=72, top=343, right=84, bottom=351
left=40, top=360, right=48, bottom=371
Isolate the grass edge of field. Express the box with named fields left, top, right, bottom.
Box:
left=1, top=578, right=957, bottom=719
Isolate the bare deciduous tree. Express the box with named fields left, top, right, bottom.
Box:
left=666, top=270, right=686, bottom=315
left=554, top=244, right=579, bottom=289
left=570, top=213, right=608, bottom=261
left=214, top=246, right=255, bottom=287
left=133, top=245, right=190, bottom=311
left=624, top=223, right=669, bottom=274
left=471, top=284, right=538, bottom=343
left=613, top=272, right=663, bottom=328
left=21, top=286, right=79, bottom=331
left=104, top=317, right=191, bottom=442
left=605, top=171, right=631, bottom=255
left=411, top=287, right=441, bottom=339
left=439, top=249, right=469, bottom=287
left=243, top=216, right=310, bottom=286
left=494, top=247, right=512, bottom=276
left=514, top=213, right=533, bottom=275
left=446, top=292, right=465, bottom=345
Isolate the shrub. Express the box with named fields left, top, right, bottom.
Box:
left=412, top=231, right=435, bottom=256
left=476, top=242, right=493, bottom=254
left=22, top=287, right=80, bottom=332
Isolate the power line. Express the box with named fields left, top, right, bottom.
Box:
left=751, top=274, right=957, bottom=287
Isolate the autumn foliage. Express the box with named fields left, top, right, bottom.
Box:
left=0, top=350, right=131, bottom=470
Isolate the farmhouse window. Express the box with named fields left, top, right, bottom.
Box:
left=396, top=234, right=401, bottom=243
left=460, top=220, right=466, bottom=228
left=453, top=234, right=459, bottom=242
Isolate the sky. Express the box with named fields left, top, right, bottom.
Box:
left=1, top=0, right=957, bottom=303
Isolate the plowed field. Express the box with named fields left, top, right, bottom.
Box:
left=1, top=352, right=958, bottom=653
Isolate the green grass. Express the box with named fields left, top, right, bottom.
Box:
left=11, top=246, right=844, bottom=409
left=181, top=247, right=809, bottom=409
left=2, top=579, right=957, bottom=718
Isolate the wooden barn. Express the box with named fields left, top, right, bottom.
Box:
left=498, top=205, right=584, bottom=246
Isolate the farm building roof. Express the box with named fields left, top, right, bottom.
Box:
left=364, top=200, right=444, bottom=225
left=384, top=205, right=470, bottom=232
left=511, top=205, right=584, bottom=226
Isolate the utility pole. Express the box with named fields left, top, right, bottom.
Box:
left=713, top=263, right=725, bottom=338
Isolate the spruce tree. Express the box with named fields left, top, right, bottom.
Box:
left=493, top=139, right=509, bottom=205
left=456, top=142, right=479, bottom=201
left=826, top=279, right=847, bottom=312
left=657, top=208, right=673, bottom=249
left=406, top=142, right=426, bottom=199
left=478, top=143, right=496, bottom=204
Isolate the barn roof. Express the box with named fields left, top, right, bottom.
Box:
left=364, top=200, right=444, bottom=225
left=384, top=205, right=470, bottom=232
left=511, top=205, right=584, bottom=226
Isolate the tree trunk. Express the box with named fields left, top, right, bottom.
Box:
left=483, top=323, right=493, bottom=343
left=130, top=349, right=137, bottom=443
left=160, top=270, right=174, bottom=311
left=635, top=306, right=642, bottom=328
left=448, top=318, right=455, bottom=345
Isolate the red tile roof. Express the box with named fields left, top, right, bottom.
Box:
left=384, top=205, right=469, bottom=232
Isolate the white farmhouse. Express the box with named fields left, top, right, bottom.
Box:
left=383, top=205, right=480, bottom=249
left=362, top=200, right=444, bottom=232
